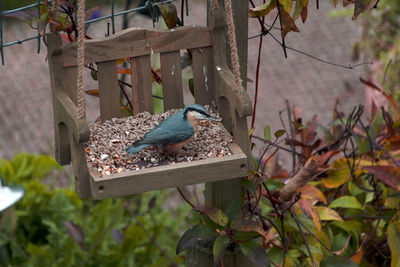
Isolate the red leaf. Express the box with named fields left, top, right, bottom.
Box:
left=85, top=89, right=99, bottom=97
left=231, top=216, right=267, bottom=239
left=360, top=77, right=398, bottom=116
left=301, top=6, right=308, bottom=23
left=363, top=166, right=400, bottom=191
left=279, top=4, right=300, bottom=38
left=64, top=221, right=85, bottom=245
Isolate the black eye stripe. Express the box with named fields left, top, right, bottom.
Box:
left=186, top=107, right=210, bottom=117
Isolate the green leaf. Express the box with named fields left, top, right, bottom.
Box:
left=329, top=196, right=363, bottom=209
left=264, top=125, right=271, bottom=141
left=248, top=0, right=277, bottom=18
left=213, top=235, right=231, bottom=265
left=274, top=129, right=286, bottom=138
left=331, top=221, right=362, bottom=244
left=388, top=212, right=400, bottom=267
left=313, top=206, right=343, bottom=221
left=279, top=0, right=293, bottom=13
left=264, top=179, right=284, bottom=191
left=322, top=159, right=351, bottom=189
left=239, top=240, right=270, bottom=267
left=176, top=225, right=215, bottom=254
left=225, top=197, right=242, bottom=221
left=196, top=206, right=229, bottom=227
left=320, top=255, right=359, bottom=267
left=292, top=0, right=308, bottom=22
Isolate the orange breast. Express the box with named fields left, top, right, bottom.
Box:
left=163, top=134, right=195, bottom=154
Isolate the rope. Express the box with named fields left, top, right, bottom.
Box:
left=212, top=0, right=243, bottom=93
left=77, top=0, right=86, bottom=119
left=51, top=0, right=59, bottom=18
left=223, top=0, right=243, bottom=93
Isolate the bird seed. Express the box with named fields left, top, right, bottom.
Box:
left=85, top=106, right=233, bottom=176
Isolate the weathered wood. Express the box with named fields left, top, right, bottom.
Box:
left=192, top=47, right=215, bottom=105
left=90, top=143, right=247, bottom=199
left=47, top=34, right=71, bottom=165
left=97, top=60, right=121, bottom=121
left=160, top=51, right=184, bottom=110
left=70, top=133, right=91, bottom=198
left=187, top=4, right=254, bottom=267
left=131, top=56, right=153, bottom=114
left=63, top=66, right=78, bottom=105
left=62, top=26, right=213, bottom=67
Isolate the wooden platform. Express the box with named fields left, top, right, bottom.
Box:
left=90, top=142, right=247, bottom=199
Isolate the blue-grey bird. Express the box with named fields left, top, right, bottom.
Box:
left=125, top=104, right=220, bottom=154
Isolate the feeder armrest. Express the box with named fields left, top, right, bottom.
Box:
left=216, top=67, right=253, bottom=117
left=55, top=90, right=90, bottom=143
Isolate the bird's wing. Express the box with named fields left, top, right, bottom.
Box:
left=140, top=113, right=195, bottom=145
left=142, top=126, right=194, bottom=145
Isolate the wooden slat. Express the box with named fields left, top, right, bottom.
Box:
left=160, top=51, right=184, bottom=110
left=131, top=56, right=153, bottom=114
left=90, top=143, right=247, bottom=199
left=97, top=60, right=121, bottom=121
left=192, top=47, right=215, bottom=105
left=62, top=26, right=213, bottom=67
left=63, top=66, right=78, bottom=105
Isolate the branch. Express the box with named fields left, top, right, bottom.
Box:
left=278, top=158, right=319, bottom=201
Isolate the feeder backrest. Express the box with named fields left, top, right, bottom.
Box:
left=59, top=26, right=217, bottom=121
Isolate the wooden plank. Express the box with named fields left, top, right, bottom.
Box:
left=160, top=51, right=184, bottom=110
left=192, top=47, right=215, bottom=105
left=62, top=26, right=213, bottom=67
left=90, top=144, right=247, bottom=199
left=47, top=34, right=71, bottom=165
left=131, top=56, right=153, bottom=114
left=63, top=66, right=78, bottom=105
left=97, top=60, right=121, bottom=121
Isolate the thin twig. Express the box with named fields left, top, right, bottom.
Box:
left=176, top=187, right=196, bottom=209
left=252, top=135, right=307, bottom=158
left=286, top=99, right=296, bottom=176
left=263, top=31, right=372, bottom=70
left=290, top=208, right=316, bottom=267
left=118, top=80, right=134, bottom=111
left=382, top=59, right=392, bottom=87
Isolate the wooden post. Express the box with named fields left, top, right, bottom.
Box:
left=186, top=1, right=254, bottom=266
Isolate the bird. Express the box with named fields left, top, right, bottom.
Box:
left=125, top=104, right=220, bottom=154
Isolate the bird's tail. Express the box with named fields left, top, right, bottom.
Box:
left=125, top=142, right=150, bottom=154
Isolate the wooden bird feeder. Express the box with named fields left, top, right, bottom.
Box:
left=46, top=9, right=253, bottom=199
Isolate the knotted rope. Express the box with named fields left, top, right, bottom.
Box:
left=77, top=0, right=86, bottom=119
left=212, top=0, right=243, bottom=93
left=51, top=0, right=59, bottom=18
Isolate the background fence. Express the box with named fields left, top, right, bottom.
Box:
left=0, top=0, right=178, bottom=65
